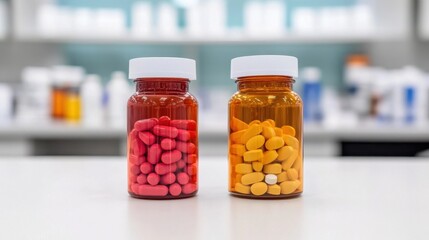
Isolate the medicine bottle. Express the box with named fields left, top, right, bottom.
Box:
left=127, top=57, right=199, bottom=199
left=228, top=55, right=303, bottom=198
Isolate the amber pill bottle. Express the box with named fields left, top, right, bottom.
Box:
left=228, top=55, right=303, bottom=199
left=127, top=57, right=199, bottom=199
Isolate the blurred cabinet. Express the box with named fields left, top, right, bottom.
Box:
left=10, top=0, right=412, bottom=44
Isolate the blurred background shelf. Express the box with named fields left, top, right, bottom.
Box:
left=2, top=0, right=429, bottom=158
left=14, top=32, right=406, bottom=45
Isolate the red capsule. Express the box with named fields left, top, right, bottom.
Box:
left=189, top=131, right=197, bottom=141
left=187, top=164, right=197, bottom=176
left=147, top=173, right=160, bottom=186
left=158, top=116, right=171, bottom=126
left=147, top=144, right=162, bottom=164
left=129, top=129, right=139, bottom=139
left=139, top=132, right=156, bottom=146
left=184, top=154, right=197, bottom=164
left=160, top=172, right=176, bottom=185
left=170, top=120, right=197, bottom=130
left=177, top=172, right=190, bottom=185
left=134, top=118, right=158, bottom=131
left=132, top=139, right=146, bottom=156
left=130, top=164, right=141, bottom=175
left=176, top=159, right=186, bottom=169
left=161, top=150, right=182, bottom=164
left=138, top=184, right=168, bottom=196
left=129, top=154, right=145, bottom=165
left=152, top=125, right=179, bottom=138
left=176, top=141, right=196, bottom=154
left=140, top=162, right=153, bottom=174
left=131, top=183, right=140, bottom=194
left=176, top=129, right=191, bottom=142
left=169, top=183, right=182, bottom=196
left=154, top=163, right=178, bottom=175
left=129, top=175, right=138, bottom=183
left=160, top=138, right=176, bottom=150
left=182, top=183, right=197, bottom=194
left=137, top=174, right=147, bottom=184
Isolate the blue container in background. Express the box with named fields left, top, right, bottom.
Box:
left=301, top=67, right=322, bottom=123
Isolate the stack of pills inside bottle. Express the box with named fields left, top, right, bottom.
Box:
left=230, top=117, right=302, bottom=196
left=128, top=116, right=198, bottom=198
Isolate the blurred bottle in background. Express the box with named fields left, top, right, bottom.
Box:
left=106, top=71, right=130, bottom=128
left=51, top=66, right=69, bottom=120
left=0, top=84, right=13, bottom=125
left=51, top=66, right=84, bottom=122
left=131, top=1, right=152, bottom=37
left=65, top=67, right=84, bottom=123
left=17, top=67, right=51, bottom=123
left=301, top=67, right=322, bottom=124
left=81, top=74, right=103, bottom=127
left=344, top=54, right=372, bottom=121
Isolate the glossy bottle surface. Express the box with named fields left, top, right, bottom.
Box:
left=228, top=76, right=303, bottom=198
left=127, top=78, right=198, bottom=199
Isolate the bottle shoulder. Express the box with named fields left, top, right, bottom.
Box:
left=128, top=92, right=198, bottom=107
left=229, top=90, right=302, bottom=106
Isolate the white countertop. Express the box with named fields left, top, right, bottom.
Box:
left=0, top=156, right=428, bottom=240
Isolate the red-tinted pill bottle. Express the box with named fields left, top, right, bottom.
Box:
left=127, top=57, right=198, bottom=199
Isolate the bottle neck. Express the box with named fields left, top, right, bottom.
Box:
left=236, top=76, right=295, bottom=92
left=135, top=78, right=189, bottom=94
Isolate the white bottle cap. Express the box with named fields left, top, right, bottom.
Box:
left=129, top=57, right=196, bottom=80
left=231, top=55, right=298, bottom=79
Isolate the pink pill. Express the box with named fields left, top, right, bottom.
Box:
left=159, top=116, right=171, bottom=126
left=132, top=139, right=146, bottom=156
left=170, top=120, right=197, bottom=130
left=131, top=183, right=140, bottom=194
left=134, top=118, right=158, bottom=131
left=129, top=175, right=138, bottom=183
left=176, top=141, right=196, bottom=154
left=161, top=150, right=182, bottom=164
left=187, top=164, right=197, bottom=176
left=189, top=131, right=197, bottom=141
left=182, top=183, right=197, bottom=194
left=129, top=129, right=139, bottom=139
left=176, top=129, right=191, bottom=142
left=160, top=138, right=176, bottom=150
left=169, top=183, right=182, bottom=196
left=152, top=125, right=179, bottom=138
left=139, top=132, right=156, bottom=146
left=154, top=163, right=177, bottom=175
left=140, top=162, right=153, bottom=174
left=147, top=144, right=162, bottom=164
left=177, top=172, right=190, bottom=185
left=138, top=184, right=169, bottom=196
left=130, top=164, right=141, bottom=175
left=176, top=159, right=186, bottom=169
left=129, top=154, right=145, bottom=165
left=147, top=173, right=160, bottom=186
left=184, top=154, right=198, bottom=164
left=160, top=172, right=176, bottom=185
left=137, top=174, right=147, bottom=184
